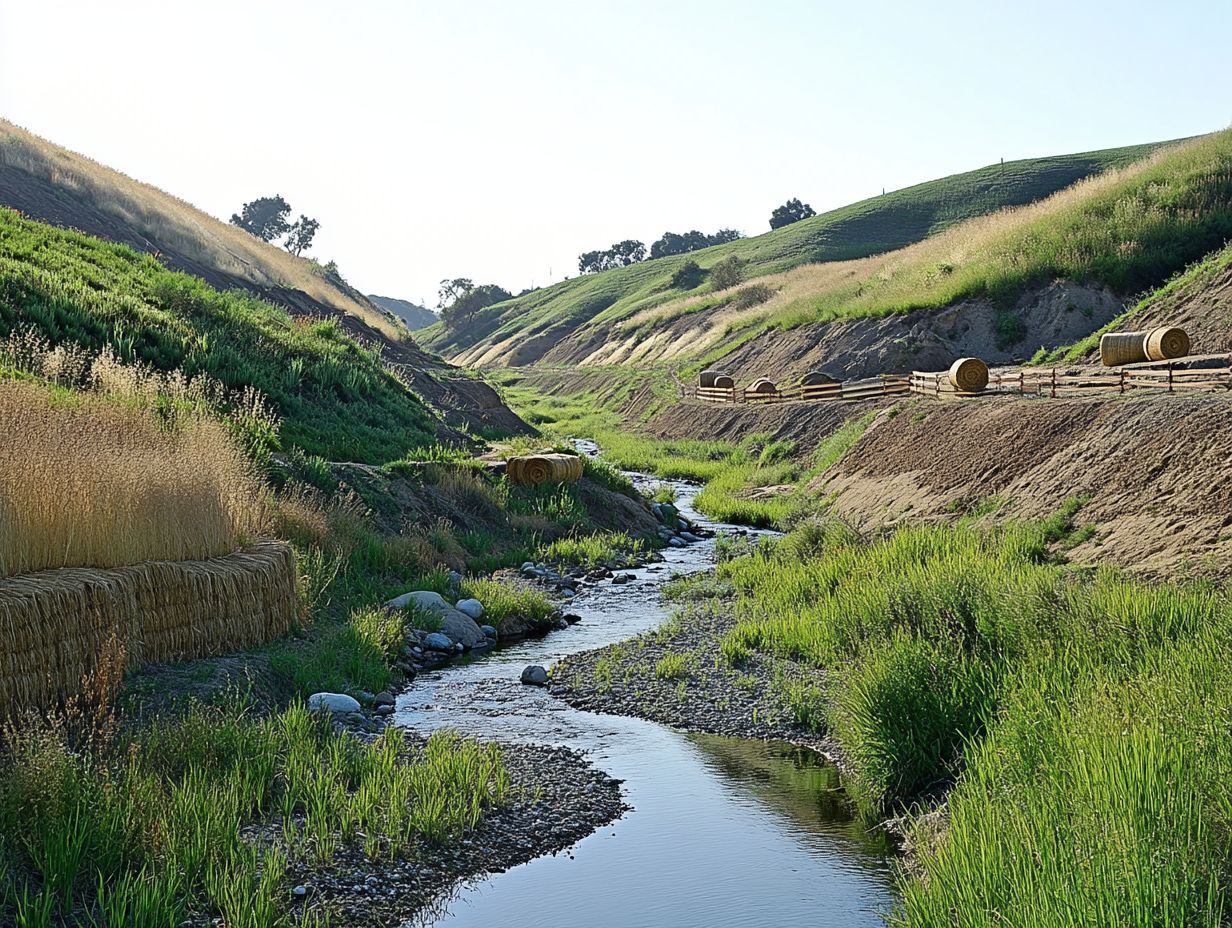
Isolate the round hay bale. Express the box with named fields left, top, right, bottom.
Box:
left=1143, top=326, right=1190, bottom=361
left=712, top=375, right=735, bottom=390
left=948, top=357, right=988, bottom=392
left=699, top=369, right=724, bottom=388
left=507, top=453, right=583, bottom=487
left=1099, top=331, right=1148, bottom=366
left=747, top=378, right=778, bottom=395
left=800, top=370, right=839, bottom=386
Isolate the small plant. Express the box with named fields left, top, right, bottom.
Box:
left=669, top=260, right=704, bottom=289
left=710, top=255, right=747, bottom=290
left=654, top=652, right=691, bottom=680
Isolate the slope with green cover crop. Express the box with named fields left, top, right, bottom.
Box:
left=0, top=206, right=447, bottom=463
left=423, top=136, right=1180, bottom=367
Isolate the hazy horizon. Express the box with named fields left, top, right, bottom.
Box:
left=2, top=0, right=1229, bottom=308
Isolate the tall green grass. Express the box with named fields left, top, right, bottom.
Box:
left=0, top=703, right=508, bottom=925
left=716, top=514, right=1232, bottom=925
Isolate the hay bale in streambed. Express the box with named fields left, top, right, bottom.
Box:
left=747, top=378, right=779, bottom=395
left=506, top=453, right=584, bottom=486
left=1144, top=326, right=1191, bottom=362
left=1100, top=331, right=1148, bottom=366
left=699, top=369, right=728, bottom=388
left=800, top=371, right=839, bottom=386
left=0, top=541, right=298, bottom=718
left=712, top=375, right=735, bottom=389
left=948, top=357, right=989, bottom=392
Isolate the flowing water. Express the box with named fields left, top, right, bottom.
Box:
left=396, top=463, right=896, bottom=927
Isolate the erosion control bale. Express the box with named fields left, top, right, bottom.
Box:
left=506, top=453, right=584, bottom=487
left=699, top=369, right=726, bottom=388
left=948, top=357, right=989, bottom=393
left=800, top=371, right=839, bottom=386
left=747, top=378, right=779, bottom=395
left=712, top=375, right=735, bottom=389
left=1144, top=326, right=1191, bottom=362
left=1100, top=331, right=1149, bottom=366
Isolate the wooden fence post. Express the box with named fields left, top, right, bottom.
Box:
left=1168, top=363, right=1174, bottom=393
left=1050, top=368, right=1057, bottom=399
left=1019, top=371, right=1024, bottom=395
left=1119, top=369, right=1125, bottom=394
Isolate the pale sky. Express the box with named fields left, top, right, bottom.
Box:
left=2, top=1, right=1229, bottom=307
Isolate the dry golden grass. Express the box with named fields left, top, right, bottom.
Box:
left=0, top=382, right=267, bottom=577
left=0, top=118, right=403, bottom=340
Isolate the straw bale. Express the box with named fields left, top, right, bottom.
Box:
left=712, top=375, right=735, bottom=389
left=698, top=369, right=727, bottom=388
left=800, top=371, right=839, bottom=386
left=1143, top=326, right=1190, bottom=361
left=948, top=357, right=989, bottom=392
left=1100, top=331, right=1149, bottom=366
left=506, top=453, right=584, bottom=486
left=747, top=378, right=779, bottom=395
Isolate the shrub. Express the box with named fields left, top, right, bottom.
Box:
left=710, top=255, right=747, bottom=290
left=731, top=284, right=775, bottom=310
left=669, top=260, right=705, bottom=289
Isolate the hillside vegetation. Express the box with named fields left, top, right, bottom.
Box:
left=423, top=136, right=1180, bottom=366
left=0, top=119, right=405, bottom=340
left=0, top=207, right=443, bottom=462
left=369, top=294, right=438, bottom=330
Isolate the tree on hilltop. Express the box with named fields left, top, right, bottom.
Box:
left=650, top=228, right=743, bottom=259
left=438, top=278, right=512, bottom=331
left=231, top=195, right=321, bottom=255
left=769, top=198, right=816, bottom=230
left=578, top=239, right=647, bottom=274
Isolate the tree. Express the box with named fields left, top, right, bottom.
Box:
left=578, top=239, right=647, bottom=274
left=284, top=215, right=320, bottom=256
left=670, top=259, right=704, bottom=289
left=230, top=195, right=292, bottom=242
left=649, top=228, right=744, bottom=259
left=438, top=280, right=512, bottom=331
left=769, top=198, right=816, bottom=230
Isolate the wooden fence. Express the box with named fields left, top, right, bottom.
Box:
left=696, top=376, right=910, bottom=405
left=910, top=354, right=1232, bottom=400
left=695, top=355, right=1232, bottom=408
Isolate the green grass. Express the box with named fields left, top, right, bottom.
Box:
left=457, top=577, right=556, bottom=632
left=424, top=138, right=1177, bottom=363
left=653, top=652, right=691, bottom=680
left=537, top=532, right=648, bottom=569
left=0, top=702, right=509, bottom=926
left=0, top=208, right=438, bottom=463
left=709, top=511, right=1232, bottom=927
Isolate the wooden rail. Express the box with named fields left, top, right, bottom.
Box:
left=694, top=356, right=1232, bottom=407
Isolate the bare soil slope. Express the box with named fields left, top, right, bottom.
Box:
left=817, top=393, right=1232, bottom=574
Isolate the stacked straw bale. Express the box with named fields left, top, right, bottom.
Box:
left=948, top=357, right=989, bottom=392
left=506, top=453, right=584, bottom=486
left=0, top=541, right=298, bottom=718
left=699, top=369, right=727, bottom=388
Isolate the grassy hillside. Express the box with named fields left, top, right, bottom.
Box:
left=423, top=136, right=1181, bottom=364
left=0, top=207, right=441, bottom=463
left=0, top=119, right=404, bottom=341
left=369, top=294, right=438, bottom=330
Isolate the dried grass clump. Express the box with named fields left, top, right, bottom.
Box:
left=0, top=382, right=267, bottom=577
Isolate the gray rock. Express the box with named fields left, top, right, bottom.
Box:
left=520, top=561, right=536, bottom=573
left=423, top=632, right=454, bottom=652
left=668, top=536, right=686, bottom=547
left=680, top=531, right=702, bottom=543
left=374, top=704, right=395, bottom=716
left=480, top=624, right=499, bottom=638
left=386, top=590, right=487, bottom=648
left=373, top=691, right=395, bottom=707
left=677, top=518, right=689, bottom=531
left=455, top=598, right=484, bottom=620
left=447, top=570, right=463, bottom=589
left=292, top=885, right=307, bottom=897
left=307, top=693, right=361, bottom=714
left=521, top=665, right=549, bottom=686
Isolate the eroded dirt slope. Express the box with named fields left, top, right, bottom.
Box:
left=817, top=393, right=1232, bottom=574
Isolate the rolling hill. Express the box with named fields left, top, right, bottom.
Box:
left=421, top=136, right=1186, bottom=367
left=369, top=294, right=438, bottom=330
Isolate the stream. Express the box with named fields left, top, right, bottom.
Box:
left=396, top=459, right=896, bottom=927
